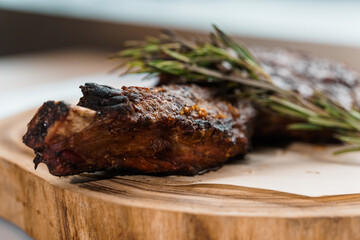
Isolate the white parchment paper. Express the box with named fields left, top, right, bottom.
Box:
left=165, top=143, right=360, bottom=197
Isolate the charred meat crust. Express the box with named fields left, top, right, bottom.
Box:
left=23, top=101, right=70, bottom=149
left=24, top=84, right=254, bottom=176
left=78, top=83, right=130, bottom=112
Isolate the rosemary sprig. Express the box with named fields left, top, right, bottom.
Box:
left=110, top=25, right=360, bottom=154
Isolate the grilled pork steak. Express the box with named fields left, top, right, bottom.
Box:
left=23, top=84, right=254, bottom=176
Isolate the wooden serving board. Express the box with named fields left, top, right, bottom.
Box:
left=1, top=110, right=360, bottom=240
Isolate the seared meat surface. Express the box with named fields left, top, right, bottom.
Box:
left=23, top=84, right=254, bottom=176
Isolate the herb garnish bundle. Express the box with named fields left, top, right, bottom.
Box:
left=111, top=25, right=360, bottom=154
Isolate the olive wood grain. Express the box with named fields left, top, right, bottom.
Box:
left=1, top=110, right=360, bottom=240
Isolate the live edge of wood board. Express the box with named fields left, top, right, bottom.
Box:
left=1, top=110, right=360, bottom=240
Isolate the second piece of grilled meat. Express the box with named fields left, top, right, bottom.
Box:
left=252, top=47, right=360, bottom=141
